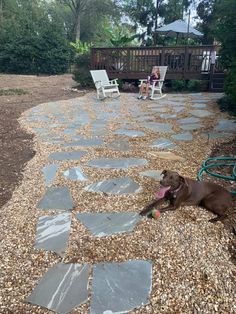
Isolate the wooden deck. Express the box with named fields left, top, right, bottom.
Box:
left=91, top=45, right=221, bottom=81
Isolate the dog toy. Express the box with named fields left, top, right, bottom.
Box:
left=151, top=209, right=161, bottom=219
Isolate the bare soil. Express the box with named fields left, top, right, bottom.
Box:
left=0, top=74, right=85, bottom=208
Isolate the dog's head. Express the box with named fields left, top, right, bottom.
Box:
left=160, top=170, right=185, bottom=190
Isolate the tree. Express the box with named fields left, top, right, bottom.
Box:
left=196, top=0, right=217, bottom=44
left=57, top=0, right=119, bottom=41
left=0, top=0, right=72, bottom=74
left=213, top=0, right=236, bottom=106
left=162, top=0, right=191, bottom=24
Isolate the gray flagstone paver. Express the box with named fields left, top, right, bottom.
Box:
left=37, top=187, right=74, bottom=211
left=48, top=151, right=87, bottom=161
left=84, top=177, right=142, bottom=194
left=42, top=164, right=59, bottom=187
left=76, top=212, right=141, bottom=237
left=88, top=158, right=148, bottom=169
left=34, top=213, right=71, bottom=257
left=26, top=263, right=90, bottom=314
left=90, top=260, right=152, bottom=313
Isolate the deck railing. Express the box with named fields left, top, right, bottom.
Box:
left=91, top=45, right=221, bottom=80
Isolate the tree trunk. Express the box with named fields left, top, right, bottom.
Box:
left=74, top=10, right=81, bottom=40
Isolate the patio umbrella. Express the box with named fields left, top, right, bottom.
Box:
left=156, top=19, right=203, bottom=38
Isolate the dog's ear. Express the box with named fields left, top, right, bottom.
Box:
left=179, top=176, right=188, bottom=186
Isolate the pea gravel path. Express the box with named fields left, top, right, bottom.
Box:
left=1, top=92, right=235, bottom=313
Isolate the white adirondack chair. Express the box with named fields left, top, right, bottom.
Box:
left=139, top=66, right=168, bottom=100
left=90, top=70, right=120, bottom=99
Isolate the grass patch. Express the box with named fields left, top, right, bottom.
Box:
left=0, top=88, right=28, bottom=96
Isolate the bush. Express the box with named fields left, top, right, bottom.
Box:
left=72, top=53, right=93, bottom=87
left=171, top=80, right=186, bottom=91
left=171, top=79, right=208, bottom=92
left=187, top=80, right=208, bottom=92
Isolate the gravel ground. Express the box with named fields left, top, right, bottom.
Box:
left=0, top=92, right=235, bottom=313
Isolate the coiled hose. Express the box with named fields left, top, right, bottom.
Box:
left=197, top=157, right=236, bottom=195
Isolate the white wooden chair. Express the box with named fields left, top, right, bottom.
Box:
left=90, top=70, right=120, bottom=99
left=139, top=66, right=168, bottom=100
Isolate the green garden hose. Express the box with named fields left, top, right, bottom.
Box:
left=197, top=157, right=236, bottom=195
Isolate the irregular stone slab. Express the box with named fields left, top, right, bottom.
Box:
left=160, top=113, right=177, bottom=119
left=35, top=213, right=71, bottom=257
left=64, top=138, right=103, bottom=147
left=214, top=119, right=236, bottom=132
left=90, top=260, right=152, bottom=313
left=202, top=132, right=234, bottom=139
left=114, top=129, right=145, bottom=137
left=150, top=138, right=177, bottom=149
left=172, top=106, right=185, bottom=113
left=148, top=107, right=168, bottom=113
left=26, top=263, right=90, bottom=314
left=191, top=103, right=207, bottom=108
left=171, top=132, right=193, bottom=141
left=62, top=129, right=76, bottom=135
left=76, top=212, right=141, bottom=237
left=178, top=117, right=200, bottom=124
left=180, top=123, right=204, bottom=130
left=149, top=151, right=185, bottom=161
left=189, top=109, right=213, bottom=118
left=143, top=122, right=173, bottom=133
left=107, top=139, right=130, bottom=151
left=139, top=170, right=162, bottom=180
left=88, top=158, right=148, bottom=169
left=48, top=151, right=87, bottom=161
left=84, top=177, right=141, bottom=194
left=37, top=187, right=74, bottom=211
left=42, top=164, right=59, bottom=187
left=63, top=167, right=88, bottom=181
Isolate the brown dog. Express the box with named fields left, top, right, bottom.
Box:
left=139, top=170, right=234, bottom=222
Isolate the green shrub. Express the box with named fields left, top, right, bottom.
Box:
left=72, top=53, right=93, bottom=87
left=187, top=80, right=208, bottom=92
left=171, top=80, right=186, bottom=91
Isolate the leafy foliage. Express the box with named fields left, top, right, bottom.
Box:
left=0, top=0, right=72, bottom=74
left=213, top=0, right=236, bottom=108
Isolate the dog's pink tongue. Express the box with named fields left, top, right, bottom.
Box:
left=155, top=186, right=171, bottom=199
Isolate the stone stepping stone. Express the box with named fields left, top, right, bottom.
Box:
left=189, top=109, right=213, bottom=118
left=26, top=263, right=90, bottom=314
left=160, top=113, right=177, bottom=119
left=63, top=166, right=88, bottom=181
left=114, top=129, right=145, bottom=137
left=139, top=170, right=162, bottom=180
left=37, top=187, right=74, bottom=211
left=76, top=212, right=141, bottom=237
left=42, top=164, right=59, bottom=187
left=90, top=260, right=152, bottom=313
left=107, top=139, right=130, bottom=151
left=191, top=103, right=207, bottom=108
left=202, top=132, right=234, bottom=139
left=88, top=158, right=148, bottom=169
left=178, top=117, right=200, bottom=124
left=214, top=119, right=236, bottom=132
left=48, top=151, right=87, bottom=161
left=34, top=213, right=71, bottom=257
left=84, top=177, right=141, bottom=194
left=63, top=138, right=103, bottom=147
left=150, top=138, right=177, bottom=149
left=148, top=107, right=168, bottom=113
left=149, top=151, right=185, bottom=161
left=39, top=136, right=65, bottom=144
left=143, top=122, right=173, bottom=133
left=171, top=132, right=193, bottom=141
left=172, top=106, right=185, bottom=113
left=180, top=123, right=204, bottom=130
left=62, top=129, right=76, bottom=135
